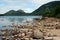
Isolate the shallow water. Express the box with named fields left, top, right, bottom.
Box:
left=0, top=16, right=42, bottom=29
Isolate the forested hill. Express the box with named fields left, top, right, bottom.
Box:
left=32, top=1, right=60, bottom=18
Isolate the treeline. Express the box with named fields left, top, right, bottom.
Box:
left=43, top=5, right=60, bottom=18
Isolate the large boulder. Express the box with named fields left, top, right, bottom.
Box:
left=33, top=29, right=44, bottom=39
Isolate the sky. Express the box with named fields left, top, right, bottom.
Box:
left=0, top=0, right=58, bottom=14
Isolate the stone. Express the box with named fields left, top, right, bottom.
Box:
left=33, top=29, right=43, bottom=39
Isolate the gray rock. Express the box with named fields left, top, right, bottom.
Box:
left=33, top=29, right=43, bottom=39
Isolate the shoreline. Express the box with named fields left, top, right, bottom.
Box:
left=0, top=17, right=60, bottom=40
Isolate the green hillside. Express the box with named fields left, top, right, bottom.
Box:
left=32, top=1, right=60, bottom=18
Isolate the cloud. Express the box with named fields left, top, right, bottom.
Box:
left=31, top=0, right=54, bottom=4
left=31, top=0, right=55, bottom=8
left=0, top=0, right=55, bottom=14
left=23, top=8, right=34, bottom=13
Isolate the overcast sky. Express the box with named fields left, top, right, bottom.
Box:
left=0, top=0, right=58, bottom=14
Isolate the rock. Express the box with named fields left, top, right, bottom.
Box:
left=26, top=32, right=32, bottom=38
left=25, top=38, right=29, bottom=40
left=33, top=29, right=43, bottom=39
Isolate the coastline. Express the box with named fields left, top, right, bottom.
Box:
left=0, top=17, right=60, bottom=40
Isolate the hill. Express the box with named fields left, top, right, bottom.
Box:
left=4, top=10, right=30, bottom=16
left=32, top=1, right=60, bottom=18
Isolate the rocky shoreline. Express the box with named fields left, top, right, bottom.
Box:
left=1, top=17, right=60, bottom=40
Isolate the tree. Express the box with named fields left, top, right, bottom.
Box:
left=43, top=7, right=50, bottom=17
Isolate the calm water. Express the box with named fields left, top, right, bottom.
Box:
left=0, top=16, right=42, bottom=29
